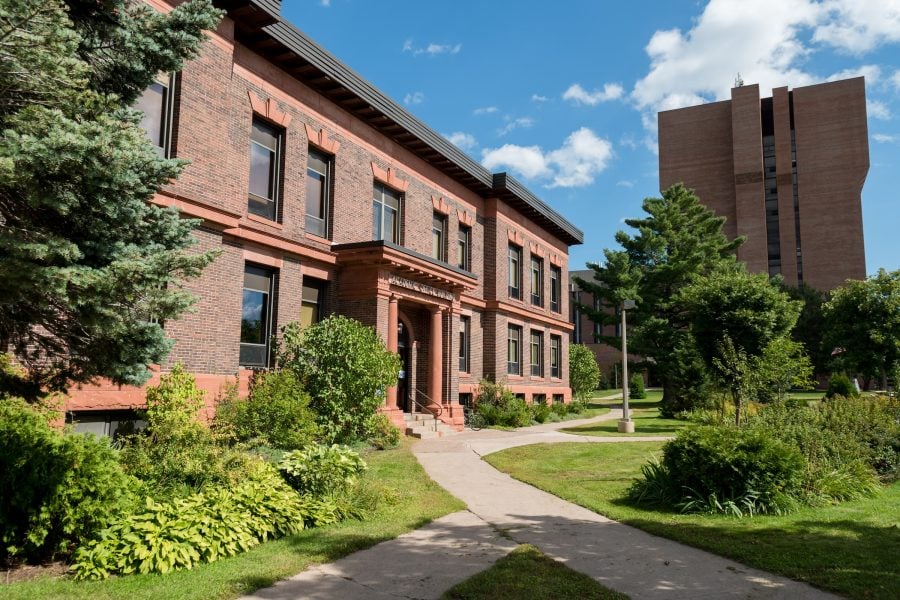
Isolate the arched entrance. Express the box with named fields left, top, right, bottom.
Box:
left=397, top=320, right=410, bottom=412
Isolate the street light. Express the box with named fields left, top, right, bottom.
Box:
left=618, top=299, right=636, bottom=433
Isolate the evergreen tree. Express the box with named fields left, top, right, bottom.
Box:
left=0, top=0, right=222, bottom=395
left=575, top=184, right=743, bottom=415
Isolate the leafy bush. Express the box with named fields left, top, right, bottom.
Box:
left=629, top=373, right=646, bottom=399
left=72, top=468, right=347, bottom=580
left=0, top=399, right=137, bottom=564
left=366, top=414, right=401, bottom=450
left=215, top=370, right=319, bottom=450
left=550, top=402, right=570, bottom=417
left=826, top=373, right=859, bottom=398
left=279, top=444, right=367, bottom=497
left=530, top=401, right=550, bottom=424
left=119, top=365, right=264, bottom=497
left=569, top=344, right=600, bottom=401
left=474, top=380, right=530, bottom=427
left=280, top=316, right=401, bottom=443
left=630, top=426, right=805, bottom=515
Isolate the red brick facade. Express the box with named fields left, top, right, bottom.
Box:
left=64, top=0, right=581, bottom=429
left=659, top=77, right=868, bottom=292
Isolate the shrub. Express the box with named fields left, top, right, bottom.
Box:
left=630, top=426, right=805, bottom=515
left=826, top=373, right=858, bottom=398
left=72, top=467, right=347, bottom=580
left=119, top=366, right=264, bottom=497
left=550, top=402, right=570, bottom=417
left=280, top=316, right=401, bottom=444
left=0, top=399, right=137, bottom=564
left=530, top=401, right=550, bottom=424
left=474, top=380, right=530, bottom=427
left=215, top=370, right=319, bottom=450
left=629, top=373, right=646, bottom=399
left=367, top=414, right=401, bottom=450
left=279, top=444, right=367, bottom=497
left=569, top=344, right=600, bottom=401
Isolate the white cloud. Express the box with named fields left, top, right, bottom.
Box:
left=320, top=0, right=330, bottom=6
left=826, top=64, right=882, bottom=83
left=563, top=82, right=624, bottom=105
left=403, top=91, right=424, bottom=105
left=616, top=180, right=635, bottom=188
left=891, top=70, right=900, bottom=89
left=403, top=40, right=462, bottom=56
left=481, top=127, right=613, bottom=188
left=497, top=117, right=534, bottom=136
left=473, top=106, right=499, bottom=116
left=868, top=99, right=892, bottom=119
left=873, top=133, right=897, bottom=142
left=812, top=1, right=900, bottom=54
left=531, top=94, right=549, bottom=103
left=444, top=131, right=477, bottom=150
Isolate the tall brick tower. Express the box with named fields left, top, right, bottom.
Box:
left=658, top=77, right=868, bottom=291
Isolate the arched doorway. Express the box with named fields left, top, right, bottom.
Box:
left=397, top=320, right=410, bottom=412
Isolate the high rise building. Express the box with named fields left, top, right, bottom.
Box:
left=658, top=77, right=869, bottom=291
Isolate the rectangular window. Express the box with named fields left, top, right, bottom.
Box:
left=300, top=278, right=326, bottom=329
left=550, top=265, right=561, bottom=313
left=550, top=334, right=561, bottom=378
left=248, top=118, right=282, bottom=221
left=458, top=225, right=471, bottom=271
left=373, top=182, right=401, bottom=244
left=552, top=394, right=564, bottom=405
left=459, top=316, right=470, bottom=372
left=306, top=148, right=332, bottom=238
left=508, top=244, right=522, bottom=300
left=532, top=393, right=547, bottom=406
left=531, top=255, right=543, bottom=307
left=530, top=330, right=543, bottom=377
left=507, top=324, right=522, bottom=375
left=135, top=73, right=175, bottom=157
left=240, top=264, right=275, bottom=367
left=432, top=213, right=447, bottom=261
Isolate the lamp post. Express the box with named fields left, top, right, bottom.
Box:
left=618, top=299, right=636, bottom=433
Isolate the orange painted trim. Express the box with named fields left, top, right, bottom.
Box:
left=529, top=242, right=546, bottom=257
left=507, top=229, right=525, bottom=246
left=248, top=91, right=292, bottom=128
left=431, top=195, right=451, bottom=216
left=303, top=123, right=341, bottom=154
left=151, top=193, right=241, bottom=228
left=549, top=253, right=563, bottom=267
left=246, top=213, right=284, bottom=229
left=371, top=163, right=410, bottom=192
left=243, top=248, right=283, bottom=269
left=486, top=300, right=574, bottom=331
left=304, top=232, right=332, bottom=245
left=223, top=227, right=337, bottom=265
left=460, top=295, right=487, bottom=309
left=302, top=264, right=333, bottom=281
left=457, top=209, right=476, bottom=227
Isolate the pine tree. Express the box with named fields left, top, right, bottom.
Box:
left=0, top=0, right=222, bottom=395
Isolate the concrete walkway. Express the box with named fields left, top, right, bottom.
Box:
left=244, top=411, right=840, bottom=600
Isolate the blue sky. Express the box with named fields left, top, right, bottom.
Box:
left=284, top=0, right=900, bottom=276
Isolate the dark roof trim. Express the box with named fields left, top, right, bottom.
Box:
left=332, top=240, right=478, bottom=281
left=217, top=2, right=583, bottom=246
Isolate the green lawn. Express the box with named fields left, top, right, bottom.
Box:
left=565, top=392, right=684, bottom=437
left=441, top=544, right=628, bottom=600
left=4, top=440, right=464, bottom=600
left=486, top=442, right=900, bottom=600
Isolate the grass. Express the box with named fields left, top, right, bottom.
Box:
left=440, top=544, right=628, bottom=600
left=485, top=441, right=900, bottom=600
left=3, top=440, right=464, bottom=600
left=564, top=391, right=685, bottom=437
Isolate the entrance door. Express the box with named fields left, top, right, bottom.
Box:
left=397, top=321, right=410, bottom=412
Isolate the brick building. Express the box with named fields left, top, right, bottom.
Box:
left=658, top=77, right=868, bottom=292
left=64, top=0, right=582, bottom=434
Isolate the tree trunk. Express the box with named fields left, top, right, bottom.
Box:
left=881, top=367, right=888, bottom=393
left=732, top=387, right=742, bottom=426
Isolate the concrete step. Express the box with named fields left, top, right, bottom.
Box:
left=406, top=428, right=440, bottom=439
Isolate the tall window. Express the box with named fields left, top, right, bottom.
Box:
left=135, top=73, right=175, bottom=157
left=248, top=118, right=282, bottom=221
left=458, top=225, right=471, bottom=271
left=459, top=316, right=470, bottom=372
left=508, top=244, right=522, bottom=300
left=530, top=255, right=543, bottom=307
left=300, top=278, right=326, bottom=329
left=306, top=148, right=332, bottom=238
left=530, top=330, right=544, bottom=377
left=373, top=182, right=401, bottom=243
left=432, top=213, right=447, bottom=261
left=550, top=265, right=561, bottom=313
left=507, top=324, right=522, bottom=375
left=550, top=334, right=561, bottom=378
left=240, top=264, right=275, bottom=367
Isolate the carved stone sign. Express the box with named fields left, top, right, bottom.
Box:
left=389, top=275, right=454, bottom=301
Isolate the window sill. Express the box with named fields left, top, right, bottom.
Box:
left=246, top=213, right=283, bottom=229
left=304, top=232, right=332, bottom=244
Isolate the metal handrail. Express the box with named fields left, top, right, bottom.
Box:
left=412, top=389, right=443, bottom=432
